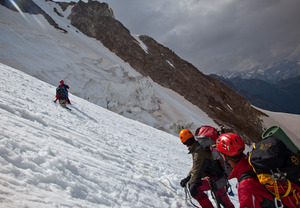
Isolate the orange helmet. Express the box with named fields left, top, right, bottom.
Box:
left=179, top=129, right=194, bottom=144
left=60, top=80, right=64, bottom=84
left=216, top=133, right=245, bottom=156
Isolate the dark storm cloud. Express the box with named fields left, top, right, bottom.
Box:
left=58, top=0, right=300, bottom=74
left=103, top=0, right=300, bottom=74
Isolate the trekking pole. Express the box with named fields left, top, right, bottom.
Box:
left=207, top=178, right=221, bottom=208
left=184, top=185, right=200, bottom=208
left=211, top=189, right=222, bottom=208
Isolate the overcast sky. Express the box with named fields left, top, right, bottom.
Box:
left=60, top=0, right=300, bottom=74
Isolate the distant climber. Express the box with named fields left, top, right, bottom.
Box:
left=54, top=80, right=71, bottom=108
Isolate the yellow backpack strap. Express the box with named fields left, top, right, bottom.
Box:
left=248, top=145, right=257, bottom=173
left=282, top=179, right=292, bottom=198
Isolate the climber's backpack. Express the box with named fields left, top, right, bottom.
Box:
left=195, top=125, right=228, bottom=162
left=194, top=125, right=233, bottom=181
left=56, top=87, right=67, bottom=100
left=194, top=125, right=218, bottom=149
left=249, top=126, right=300, bottom=204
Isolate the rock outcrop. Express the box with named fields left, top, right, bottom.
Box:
left=67, top=1, right=265, bottom=141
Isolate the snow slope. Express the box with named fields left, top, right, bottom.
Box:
left=0, top=63, right=240, bottom=207
left=0, top=1, right=216, bottom=136
left=260, top=109, right=300, bottom=146
left=1, top=1, right=299, bottom=142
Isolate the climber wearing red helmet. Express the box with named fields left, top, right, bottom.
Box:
left=54, top=80, right=71, bottom=104
left=179, top=129, right=234, bottom=208
left=217, top=133, right=276, bottom=208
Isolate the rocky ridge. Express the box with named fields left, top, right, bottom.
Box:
left=67, top=1, right=265, bottom=141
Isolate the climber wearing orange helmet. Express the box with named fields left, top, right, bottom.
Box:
left=54, top=80, right=71, bottom=104
left=217, top=133, right=276, bottom=208
left=179, top=129, right=234, bottom=208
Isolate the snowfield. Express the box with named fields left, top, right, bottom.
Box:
left=0, top=63, right=240, bottom=207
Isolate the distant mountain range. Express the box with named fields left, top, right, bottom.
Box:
left=219, top=61, right=300, bottom=84
left=211, top=65, right=300, bottom=114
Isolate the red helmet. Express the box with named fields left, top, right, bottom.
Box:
left=216, top=133, right=245, bottom=156
left=60, top=80, right=64, bottom=84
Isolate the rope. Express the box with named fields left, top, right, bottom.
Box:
left=274, top=180, right=280, bottom=201
left=88, top=127, right=191, bottom=201
left=185, top=185, right=200, bottom=208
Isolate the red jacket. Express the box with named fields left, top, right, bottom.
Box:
left=229, top=154, right=275, bottom=208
